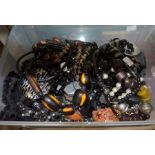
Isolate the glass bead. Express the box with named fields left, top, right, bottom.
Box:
left=137, top=85, right=151, bottom=102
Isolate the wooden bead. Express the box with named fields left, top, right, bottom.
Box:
left=65, top=112, right=82, bottom=121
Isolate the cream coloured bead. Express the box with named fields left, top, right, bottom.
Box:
left=103, top=73, right=108, bottom=79
left=112, top=87, right=118, bottom=93
left=126, top=89, right=131, bottom=94
left=116, top=82, right=121, bottom=89
left=109, top=91, right=114, bottom=97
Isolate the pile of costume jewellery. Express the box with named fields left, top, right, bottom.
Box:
left=0, top=37, right=153, bottom=122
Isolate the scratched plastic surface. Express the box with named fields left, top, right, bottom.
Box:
left=0, top=25, right=155, bottom=127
